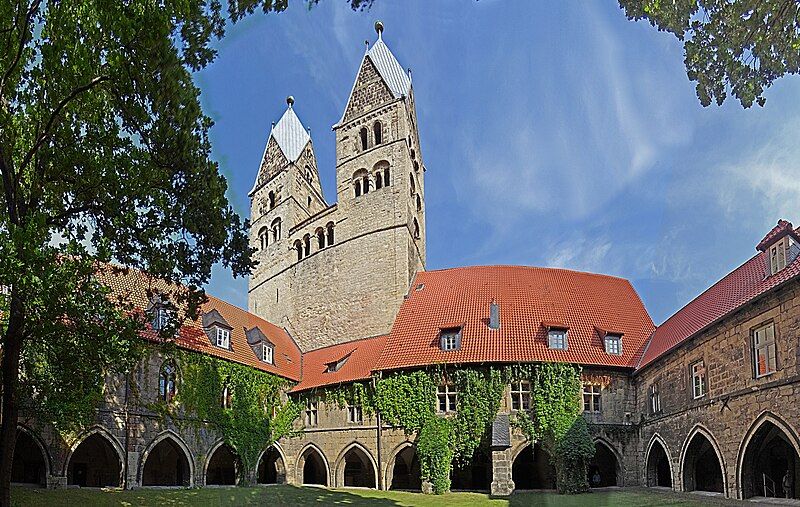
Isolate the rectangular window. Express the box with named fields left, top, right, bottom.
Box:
left=262, top=343, right=274, bottom=364
left=604, top=334, right=622, bottom=355
left=152, top=307, right=169, bottom=331
left=440, top=327, right=462, bottom=351
left=753, top=322, right=777, bottom=378
left=305, top=398, right=318, bottom=427
left=548, top=329, right=567, bottom=350
left=347, top=405, right=363, bottom=424
left=583, top=384, right=601, bottom=413
left=215, top=327, right=230, bottom=349
left=649, top=383, right=661, bottom=415
left=691, top=360, right=706, bottom=399
left=510, top=381, right=531, bottom=411
left=437, top=383, right=457, bottom=413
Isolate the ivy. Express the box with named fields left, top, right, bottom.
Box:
left=417, top=416, right=454, bottom=494
left=375, top=370, right=436, bottom=432
left=311, top=381, right=376, bottom=416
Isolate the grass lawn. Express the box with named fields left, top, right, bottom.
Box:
left=11, top=485, right=741, bottom=506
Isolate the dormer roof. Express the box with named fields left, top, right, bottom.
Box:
left=270, top=103, right=311, bottom=163
left=756, top=219, right=800, bottom=251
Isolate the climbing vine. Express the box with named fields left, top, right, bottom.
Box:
left=307, top=381, right=376, bottom=416
left=147, top=347, right=300, bottom=483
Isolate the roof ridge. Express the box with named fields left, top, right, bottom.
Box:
left=305, top=333, right=388, bottom=354
left=420, top=264, right=632, bottom=281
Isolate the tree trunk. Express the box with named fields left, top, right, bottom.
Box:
left=0, top=292, right=25, bottom=507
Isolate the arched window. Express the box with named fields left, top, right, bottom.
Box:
left=294, top=240, right=303, bottom=261
left=354, top=180, right=362, bottom=197
left=305, top=166, right=313, bottom=183
left=410, top=174, right=416, bottom=196
left=413, top=218, right=420, bottom=239
left=363, top=175, right=370, bottom=194
left=316, top=228, right=325, bottom=249
left=411, top=148, right=416, bottom=160
left=271, top=218, right=281, bottom=242
left=384, top=166, right=390, bottom=186
left=359, top=127, right=368, bottom=151
left=373, top=121, right=382, bottom=145
left=326, top=222, right=335, bottom=246
left=258, top=227, right=269, bottom=250
left=159, top=362, right=177, bottom=402
left=413, top=161, right=419, bottom=173
left=416, top=195, right=422, bottom=212
left=303, top=234, right=311, bottom=257
left=268, top=191, right=276, bottom=209
left=375, top=171, right=383, bottom=189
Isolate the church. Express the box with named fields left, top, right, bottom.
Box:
left=10, top=22, right=800, bottom=501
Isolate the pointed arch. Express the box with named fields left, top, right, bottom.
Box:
left=257, top=443, right=287, bottom=484
left=645, top=433, right=674, bottom=488
left=204, top=440, right=239, bottom=486
left=64, top=425, right=125, bottom=487
left=737, top=411, right=800, bottom=499
left=12, top=426, right=51, bottom=486
left=139, top=430, right=195, bottom=487
left=384, top=441, right=421, bottom=491
left=679, top=424, right=726, bottom=494
left=511, top=442, right=556, bottom=490
left=296, top=443, right=330, bottom=486
left=589, top=438, right=624, bottom=487
left=334, top=441, right=378, bottom=488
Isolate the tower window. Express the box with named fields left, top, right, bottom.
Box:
left=363, top=175, right=370, bottom=194
left=271, top=217, right=281, bottom=242
left=268, top=190, right=276, bottom=209
left=375, top=171, right=383, bottom=189
left=354, top=180, right=362, bottom=197
left=373, top=121, right=382, bottom=145
left=307, top=195, right=311, bottom=207
left=303, top=234, right=311, bottom=257
left=316, top=228, right=325, bottom=249
left=416, top=195, right=422, bottom=212
left=410, top=174, right=416, bottom=196
left=413, top=218, right=420, bottom=239
left=294, top=240, right=303, bottom=261
left=326, top=222, right=335, bottom=246
left=258, top=227, right=269, bottom=250
left=414, top=160, right=419, bottom=172
left=359, top=127, right=368, bottom=151
left=384, top=166, right=390, bottom=186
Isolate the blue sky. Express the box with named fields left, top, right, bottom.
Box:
left=198, top=0, right=800, bottom=325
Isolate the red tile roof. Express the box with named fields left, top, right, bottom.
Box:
left=374, top=266, right=655, bottom=371
left=290, top=335, right=388, bottom=393
left=756, top=220, right=799, bottom=251
left=98, top=265, right=301, bottom=381
left=637, top=252, right=800, bottom=370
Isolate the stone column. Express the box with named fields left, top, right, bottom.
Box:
left=491, top=448, right=514, bottom=496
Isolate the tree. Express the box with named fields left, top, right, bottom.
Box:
left=619, top=0, right=800, bottom=107
left=0, top=1, right=367, bottom=504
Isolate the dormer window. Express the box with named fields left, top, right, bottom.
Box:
left=262, top=343, right=274, bottom=364
left=769, top=240, right=787, bottom=274
left=151, top=306, right=169, bottom=331
left=757, top=220, right=799, bottom=276
left=325, top=354, right=350, bottom=373
left=215, top=327, right=230, bottom=349
left=604, top=334, right=622, bottom=355
left=548, top=328, right=567, bottom=350
left=440, top=327, right=462, bottom=351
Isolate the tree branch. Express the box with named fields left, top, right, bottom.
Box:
left=0, top=0, right=42, bottom=100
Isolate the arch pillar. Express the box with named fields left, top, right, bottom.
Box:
left=490, top=446, right=515, bottom=496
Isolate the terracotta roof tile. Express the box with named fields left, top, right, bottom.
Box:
left=375, top=266, right=655, bottom=371
left=291, top=335, right=387, bottom=393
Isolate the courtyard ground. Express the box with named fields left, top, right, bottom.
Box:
left=10, top=484, right=755, bottom=506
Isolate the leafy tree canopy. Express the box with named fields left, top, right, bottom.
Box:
left=619, top=0, right=800, bottom=107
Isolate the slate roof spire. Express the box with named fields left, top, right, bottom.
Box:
left=269, top=95, right=311, bottom=163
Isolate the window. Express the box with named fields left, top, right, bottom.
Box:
left=583, top=384, right=601, bottom=413
left=159, top=362, right=177, bottom=402
left=548, top=328, right=567, bottom=350
left=305, top=398, right=318, bottom=426
left=440, top=327, right=461, bottom=351
left=416, top=195, right=422, bottom=212
left=151, top=307, right=170, bottom=331
left=221, top=383, right=232, bottom=409
left=354, top=180, right=362, bottom=197
left=303, top=234, right=310, bottom=257
left=362, top=175, right=370, bottom=194
left=769, top=240, right=787, bottom=275
left=373, top=121, right=382, bottom=145
left=413, top=218, right=420, bottom=239
left=375, top=171, right=383, bottom=189
left=384, top=166, right=390, bottom=186
left=347, top=405, right=363, bottom=424
left=268, top=190, right=276, bottom=209
left=294, top=240, right=303, bottom=261
left=271, top=217, right=281, bottom=242
left=410, top=173, right=416, bottom=196
left=325, top=354, right=349, bottom=373
left=649, top=383, right=661, bottom=415
left=262, top=343, right=274, bottom=364
left=316, top=228, right=325, bottom=249
left=437, top=383, right=457, bottom=413
left=604, top=334, right=622, bottom=355
left=215, top=327, right=230, bottom=349
left=326, top=222, right=335, bottom=246
left=359, top=127, right=368, bottom=151
left=307, top=195, right=312, bottom=207
left=258, top=227, right=269, bottom=250
left=510, top=381, right=531, bottom=411
left=691, top=360, right=706, bottom=398
left=753, top=322, right=777, bottom=377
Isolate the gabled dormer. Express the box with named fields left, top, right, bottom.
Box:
left=147, top=294, right=174, bottom=333
left=756, top=219, right=800, bottom=277
left=202, top=309, right=233, bottom=350
left=246, top=326, right=275, bottom=365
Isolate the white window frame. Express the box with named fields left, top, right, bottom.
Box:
left=604, top=334, right=622, bottom=355
left=753, top=322, right=777, bottom=378
left=510, top=381, right=531, bottom=411
left=262, top=343, right=274, bottom=364
left=437, top=383, right=457, bottom=414
left=691, top=360, right=706, bottom=399
left=583, top=383, right=601, bottom=413
left=347, top=404, right=363, bottom=424
left=548, top=328, right=567, bottom=350
left=152, top=307, right=169, bottom=331
left=440, top=328, right=461, bottom=351
left=215, top=327, right=230, bottom=349
left=305, top=398, right=318, bottom=427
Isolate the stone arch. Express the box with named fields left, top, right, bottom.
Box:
left=204, top=440, right=239, bottom=486
left=334, top=442, right=378, bottom=488
left=258, top=226, right=269, bottom=250
left=385, top=441, right=421, bottom=491
left=257, top=443, right=287, bottom=484
left=680, top=425, right=726, bottom=494
left=353, top=168, right=369, bottom=197
left=359, top=127, right=368, bottom=151
left=270, top=217, right=281, bottom=242
left=326, top=221, right=335, bottom=246
left=373, top=120, right=382, bottom=145
left=588, top=438, right=623, bottom=487
left=451, top=445, right=492, bottom=491
left=294, top=239, right=303, bottom=261
left=646, top=433, right=673, bottom=488
left=737, top=411, right=800, bottom=499
left=12, top=426, right=50, bottom=486
left=139, top=430, right=195, bottom=487
left=64, top=426, right=125, bottom=487
left=512, top=442, right=556, bottom=490
left=374, top=160, right=390, bottom=189
left=315, top=227, right=325, bottom=250
left=302, top=234, right=310, bottom=257
left=296, top=443, right=330, bottom=486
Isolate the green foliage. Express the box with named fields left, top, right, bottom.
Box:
left=375, top=370, right=437, bottom=433
left=417, top=416, right=454, bottom=495
left=555, top=416, right=595, bottom=494
left=314, top=381, right=376, bottom=416
left=619, top=0, right=800, bottom=107
left=449, top=368, right=508, bottom=466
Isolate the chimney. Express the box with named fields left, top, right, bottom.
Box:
left=489, top=299, right=500, bottom=330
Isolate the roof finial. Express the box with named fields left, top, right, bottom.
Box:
left=286, top=95, right=294, bottom=107
left=375, top=20, right=384, bottom=39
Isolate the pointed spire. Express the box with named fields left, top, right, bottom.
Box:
left=365, top=22, right=411, bottom=98
left=270, top=98, right=311, bottom=163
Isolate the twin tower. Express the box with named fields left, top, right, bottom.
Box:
left=247, top=23, right=426, bottom=351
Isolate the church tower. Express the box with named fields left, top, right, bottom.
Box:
left=248, top=23, right=426, bottom=351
